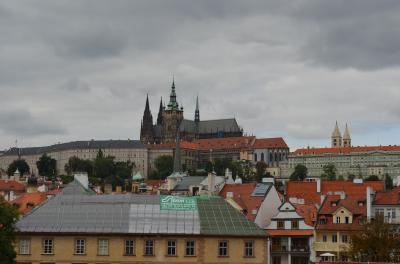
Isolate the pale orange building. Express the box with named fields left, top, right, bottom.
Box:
left=15, top=180, right=267, bottom=264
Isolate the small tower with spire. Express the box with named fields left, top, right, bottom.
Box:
left=194, top=95, right=200, bottom=123
left=157, top=97, right=163, bottom=125
left=331, top=121, right=342, bottom=147
left=343, top=123, right=351, bottom=147
left=140, top=94, right=155, bottom=144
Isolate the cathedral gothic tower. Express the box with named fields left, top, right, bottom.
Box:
left=162, top=79, right=184, bottom=143
left=140, top=95, right=154, bottom=144
left=331, top=121, right=342, bottom=147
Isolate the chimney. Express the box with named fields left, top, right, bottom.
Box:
left=316, top=178, right=321, bottom=193
left=208, top=171, right=216, bottom=194
left=366, top=187, right=374, bottom=221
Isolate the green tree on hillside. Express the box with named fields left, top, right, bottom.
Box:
left=385, top=174, right=394, bottom=190
left=349, top=214, right=400, bottom=262
left=153, top=155, right=174, bottom=179
left=64, top=156, right=93, bottom=176
left=321, top=163, right=337, bottom=181
left=36, top=153, right=57, bottom=180
left=0, top=196, right=19, bottom=262
left=7, top=159, right=30, bottom=176
left=255, top=161, right=267, bottom=182
left=290, top=164, right=308, bottom=181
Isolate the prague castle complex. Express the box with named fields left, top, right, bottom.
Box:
left=140, top=80, right=243, bottom=144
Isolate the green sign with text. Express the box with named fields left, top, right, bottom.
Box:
left=160, top=195, right=197, bottom=211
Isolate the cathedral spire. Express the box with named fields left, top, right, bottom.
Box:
left=144, top=94, right=151, bottom=114
left=157, top=97, right=163, bottom=125
left=195, top=95, right=200, bottom=122
left=167, top=77, right=179, bottom=110
left=140, top=94, right=154, bottom=144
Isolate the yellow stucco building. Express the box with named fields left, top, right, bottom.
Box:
left=15, top=180, right=267, bottom=264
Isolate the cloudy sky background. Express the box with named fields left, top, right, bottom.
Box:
left=1, top=0, right=400, bottom=151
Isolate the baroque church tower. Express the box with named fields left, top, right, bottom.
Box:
left=331, top=121, right=342, bottom=147
left=342, top=123, right=351, bottom=147
left=331, top=122, right=351, bottom=148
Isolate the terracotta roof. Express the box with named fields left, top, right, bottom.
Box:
left=294, top=204, right=317, bottom=226
left=316, top=194, right=366, bottom=231
left=374, top=186, right=400, bottom=205
left=253, top=137, right=288, bottom=149
left=267, top=229, right=313, bottom=236
left=146, top=141, right=198, bottom=150
left=195, top=136, right=255, bottom=150
left=287, top=180, right=384, bottom=205
left=293, top=145, right=400, bottom=155
left=145, top=179, right=165, bottom=187
left=0, top=180, right=26, bottom=192
left=219, top=183, right=263, bottom=221
left=12, top=192, right=48, bottom=214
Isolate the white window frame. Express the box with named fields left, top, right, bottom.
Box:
left=167, top=240, right=177, bottom=256
left=98, top=239, right=109, bottom=256
left=42, top=239, right=54, bottom=255
left=185, top=240, right=195, bottom=256
left=19, top=239, right=30, bottom=255
left=244, top=240, right=254, bottom=257
left=125, top=239, right=135, bottom=256
left=218, top=240, right=228, bottom=256
left=75, top=239, right=85, bottom=255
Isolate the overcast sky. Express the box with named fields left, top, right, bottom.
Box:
left=1, top=0, right=400, bottom=151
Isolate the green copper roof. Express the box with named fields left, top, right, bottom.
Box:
left=132, top=171, right=144, bottom=181
left=197, top=196, right=265, bottom=236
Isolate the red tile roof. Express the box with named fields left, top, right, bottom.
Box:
left=219, top=183, right=263, bottom=221
left=0, top=180, right=26, bottom=192
left=287, top=180, right=384, bottom=205
left=12, top=192, right=48, bottom=214
left=293, top=145, right=400, bottom=155
left=146, top=141, right=198, bottom=150
left=295, top=204, right=317, bottom=226
left=267, top=229, right=314, bottom=236
left=146, top=179, right=165, bottom=187
left=316, top=194, right=367, bottom=231
left=195, top=136, right=255, bottom=150
left=374, top=186, right=400, bottom=205
left=253, top=137, right=288, bottom=149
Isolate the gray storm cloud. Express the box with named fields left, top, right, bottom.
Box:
left=1, top=1, right=400, bottom=149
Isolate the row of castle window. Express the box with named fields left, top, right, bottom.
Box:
left=19, top=238, right=254, bottom=258
left=254, top=152, right=286, bottom=163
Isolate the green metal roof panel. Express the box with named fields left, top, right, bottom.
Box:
left=196, top=196, right=266, bottom=237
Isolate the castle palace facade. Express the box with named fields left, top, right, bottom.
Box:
left=140, top=80, right=243, bottom=144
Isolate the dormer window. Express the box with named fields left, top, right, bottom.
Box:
left=331, top=202, right=337, bottom=206
left=336, top=216, right=341, bottom=223
left=277, top=220, right=285, bottom=229
left=358, top=201, right=364, bottom=207
left=291, top=220, right=299, bottom=229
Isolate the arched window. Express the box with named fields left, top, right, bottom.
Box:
left=261, top=153, right=265, bottom=161
left=254, top=153, right=258, bottom=162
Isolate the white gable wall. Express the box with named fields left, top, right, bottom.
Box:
left=254, top=185, right=282, bottom=228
